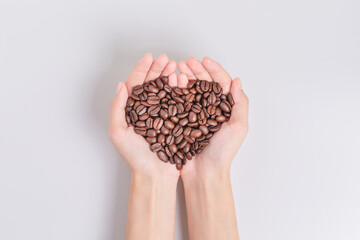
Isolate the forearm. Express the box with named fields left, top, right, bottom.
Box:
left=126, top=172, right=178, bottom=240
left=183, top=170, right=239, bottom=240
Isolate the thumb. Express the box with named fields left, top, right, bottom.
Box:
left=109, top=82, right=129, bottom=140
left=228, top=78, right=249, bottom=129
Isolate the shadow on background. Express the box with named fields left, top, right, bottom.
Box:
left=91, top=34, right=191, bottom=240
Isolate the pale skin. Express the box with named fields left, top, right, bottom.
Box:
left=109, top=54, right=249, bottom=240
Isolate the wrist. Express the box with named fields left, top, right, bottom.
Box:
left=131, top=170, right=179, bottom=187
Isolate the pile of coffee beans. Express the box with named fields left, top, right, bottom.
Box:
left=125, top=76, right=234, bottom=170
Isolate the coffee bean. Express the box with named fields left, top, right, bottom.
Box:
left=185, top=93, right=195, bottom=102
left=187, top=80, right=196, bottom=88
left=174, top=155, right=182, bottom=170
left=207, top=119, right=217, bottom=126
left=185, top=152, right=192, bottom=160
left=157, top=134, right=165, bottom=144
left=146, top=118, right=153, bottom=128
left=170, top=116, right=179, bottom=123
left=184, top=102, right=192, bottom=112
left=157, top=90, right=167, bottom=99
left=135, top=121, right=146, bottom=127
left=207, top=105, right=216, bottom=115
left=187, top=122, right=199, bottom=128
left=209, top=125, right=221, bottom=132
left=179, top=118, right=189, bottom=126
left=150, top=143, right=162, bottom=152
left=146, top=137, right=157, bottom=144
left=188, top=112, right=197, bottom=123
left=134, top=127, right=147, bottom=136
left=133, top=85, right=144, bottom=95
left=161, top=126, right=170, bottom=135
left=176, top=151, right=184, bottom=160
left=227, top=93, right=235, bottom=106
left=184, top=135, right=195, bottom=144
left=169, top=156, right=175, bottom=164
left=169, top=144, right=178, bottom=153
left=173, top=125, right=183, bottom=137
left=168, top=105, right=177, bottom=116
left=200, top=80, right=211, bottom=92
left=199, top=125, right=209, bottom=135
left=183, top=143, right=191, bottom=153
left=157, top=151, right=168, bottom=162
left=190, top=129, right=202, bottom=138
left=183, top=127, right=192, bottom=136
left=178, top=139, right=187, bottom=149
left=165, top=146, right=172, bottom=157
left=146, top=129, right=157, bottom=137
left=191, top=104, right=202, bottom=113
left=216, top=115, right=226, bottom=123
left=139, top=113, right=150, bottom=121
left=208, top=92, right=216, bottom=105
left=175, top=134, right=184, bottom=145
left=147, top=96, right=160, bottom=105
left=164, top=120, right=175, bottom=129
left=126, top=97, right=135, bottom=107
left=166, top=135, right=175, bottom=145
left=148, top=105, right=161, bottom=116
left=130, top=110, right=138, bottom=123
left=212, top=82, right=222, bottom=94
left=136, top=105, right=147, bottom=115
left=153, top=118, right=164, bottom=130
left=219, top=100, right=231, bottom=112
left=159, top=109, right=169, bottom=119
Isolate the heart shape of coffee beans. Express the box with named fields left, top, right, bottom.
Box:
left=125, top=76, right=234, bottom=170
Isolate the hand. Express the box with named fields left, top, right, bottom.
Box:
left=108, top=53, right=180, bottom=180
left=177, top=57, right=249, bottom=178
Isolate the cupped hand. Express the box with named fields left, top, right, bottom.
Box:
left=108, top=54, right=180, bottom=179
left=177, top=57, right=249, bottom=177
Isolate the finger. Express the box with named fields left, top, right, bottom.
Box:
left=228, top=78, right=249, bottom=127
left=161, top=60, right=177, bottom=77
left=178, top=73, right=188, bottom=88
left=202, top=57, right=232, bottom=94
left=186, top=57, right=212, bottom=82
left=178, top=60, right=196, bottom=80
left=168, top=72, right=177, bottom=87
left=109, top=82, right=129, bottom=138
left=125, top=53, right=153, bottom=93
left=145, top=54, right=169, bottom=81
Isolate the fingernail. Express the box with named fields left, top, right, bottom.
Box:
left=116, top=82, right=123, bottom=94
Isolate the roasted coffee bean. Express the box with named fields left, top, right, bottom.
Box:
left=212, top=82, right=222, bottom=94
left=170, top=116, right=179, bottom=123
left=205, top=133, right=213, bottom=139
left=173, top=125, right=183, bottom=137
left=207, top=119, right=218, bottom=126
left=197, top=135, right=206, bottom=141
left=134, top=127, right=147, bottom=136
left=146, top=118, right=153, bottom=128
left=227, top=93, right=235, bottom=105
left=199, top=125, right=209, bottom=135
left=177, top=112, right=188, bottom=118
left=183, top=127, right=192, bottom=136
left=157, top=134, right=165, bottom=144
left=146, top=137, right=157, bottom=144
left=157, top=151, right=168, bottom=162
left=130, top=110, right=138, bottom=123
left=185, top=93, right=195, bottom=102
left=176, top=151, right=184, bottom=160
left=184, top=135, right=195, bottom=144
left=161, top=76, right=169, bottom=84
left=199, top=140, right=209, bottom=147
left=184, top=102, right=192, bottom=112
left=200, top=80, right=211, bottom=92
left=209, top=125, right=221, bottom=132
left=139, top=113, right=150, bottom=121
left=207, top=105, right=216, bottom=115
left=146, top=129, right=157, bottom=137
left=131, top=93, right=140, bottom=100
left=135, top=121, right=146, bottom=127
left=165, top=146, right=172, bottom=157
left=159, top=109, right=168, bottom=119
left=136, top=105, right=147, bottom=115
left=208, top=92, right=216, bottom=105
left=191, top=104, right=202, bottom=113
left=126, top=97, right=135, bottom=107
left=187, top=122, right=199, bottom=128
left=153, top=118, right=164, bottom=130
left=219, top=100, right=231, bottom=112
left=150, top=143, right=162, bottom=152
left=185, top=152, right=192, bottom=160
left=126, top=115, right=131, bottom=125
left=164, top=120, right=175, bottom=129
left=147, top=96, right=160, bottom=105
left=175, top=134, right=183, bottom=145
left=179, top=118, right=189, bottom=126
left=183, top=143, right=191, bottom=153
left=169, top=144, right=178, bottom=153
left=188, top=112, right=197, bottom=123
left=176, top=103, right=184, bottom=113
left=174, top=155, right=182, bottom=170
left=148, top=84, right=159, bottom=93
left=148, top=105, right=161, bottom=116
left=157, top=90, right=167, bottom=99
left=155, top=77, right=164, bottom=89
left=190, top=129, right=202, bottom=138
left=161, top=126, right=170, bottom=135
left=166, top=135, right=175, bottom=145
left=132, top=85, right=144, bottom=95
left=178, top=139, right=188, bottom=149
left=164, top=84, right=172, bottom=93
left=187, top=80, right=196, bottom=88
left=168, top=105, right=177, bottom=116
left=216, top=115, right=226, bottom=123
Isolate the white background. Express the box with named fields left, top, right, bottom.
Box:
left=1, top=0, right=359, bottom=239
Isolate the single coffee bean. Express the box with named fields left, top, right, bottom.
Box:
left=153, top=118, right=164, bottom=130
left=134, top=127, right=147, bottom=136
left=136, top=105, right=147, bottom=115
left=157, top=151, right=168, bottom=162
left=187, top=80, right=196, bottom=88
left=126, top=115, right=131, bottom=125
left=170, top=116, right=179, bottom=123
left=164, top=120, right=175, bottom=129
left=183, top=127, right=192, bottom=136
left=185, top=93, right=195, bottom=102
left=187, top=122, right=199, bottom=128
left=199, top=125, right=209, bottom=135
left=169, top=144, right=178, bottom=153
left=197, top=135, right=206, bottom=141
left=161, top=126, right=170, bottom=135
left=179, top=118, right=189, bottom=126
left=130, top=110, right=138, bottom=123
left=227, top=93, right=235, bottom=105
left=166, top=135, right=175, bottom=145
left=148, top=105, right=161, bottom=116
left=176, top=103, right=184, bottom=113
left=184, top=102, right=192, bottom=112
left=200, top=80, right=210, bottom=92
left=132, top=85, right=144, bottom=95
left=190, top=129, right=202, bottom=138
left=157, top=90, right=167, bottom=99
left=174, top=155, right=182, bottom=170
left=157, top=134, right=165, bottom=143
left=207, top=105, right=216, bottom=115
left=146, top=129, right=157, bottom=137
left=209, top=125, right=221, bottom=132
left=148, top=84, right=159, bottom=93
left=150, top=143, right=162, bottom=152
left=185, top=152, right=192, bottom=160
left=175, top=134, right=184, bottom=145
left=159, top=109, right=169, bottom=119
left=199, top=140, right=210, bottom=147
left=173, top=125, right=183, bottom=137
left=219, top=100, right=231, bottom=112
left=178, top=139, right=187, bottom=149
left=131, top=93, right=140, bottom=101
left=139, top=113, right=150, bottom=121
left=161, top=76, right=168, bottom=84
left=188, top=112, right=197, bottom=123
left=165, top=146, right=172, bottom=157
left=164, top=84, right=172, bottom=93
left=191, top=104, right=202, bottom=113
left=183, top=143, right=191, bottom=153
left=205, top=133, right=213, bottom=139
left=146, top=137, right=157, bottom=144
left=155, top=78, right=164, bottom=89
left=216, top=115, right=226, bottom=123
left=182, top=88, right=190, bottom=95
left=126, top=97, right=135, bottom=107
left=177, top=112, right=188, bottom=119
left=168, top=105, right=177, bottom=116
left=184, top=135, right=195, bottom=144
left=135, top=121, right=146, bottom=127
left=212, top=82, right=222, bottom=94
left=146, top=118, right=153, bottom=128
left=176, top=151, right=185, bottom=160
left=169, top=156, right=175, bottom=164
left=207, top=119, right=218, bottom=126
left=147, top=95, right=160, bottom=105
